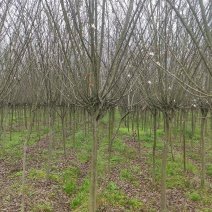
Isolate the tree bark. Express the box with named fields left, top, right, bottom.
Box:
left=46, top=106, right=54, bottom=184
left=21, top=108, right=35, bottom=212
left=152, top=109, right=157, bottom=186
left=161, top=112, right=169, bottom=211
left=89, top=114, right=99, bottom=212
left=200, top=107, right=208, bottom=187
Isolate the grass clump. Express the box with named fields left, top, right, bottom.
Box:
left=76, top=151, right=90, bottom=163
left=32, top=202, right=53, bottom=212
left=70, top=176, right=90, bottom=209
left=100, top=181, right=143, bottom=209
left=129, top=198, right=143, bottom=208
left=103, top=181, right=128, bottom=206
left=62, top=166, right=80, bottom=195
left=29, top=169, right=46, bottom=180
left=206, top=164, right=212, bottom=176
left=118, top=128, right=132, bottom=136
left=120, top=169, right=138, bottom=186
left=187, top=191, right=201, bottom=202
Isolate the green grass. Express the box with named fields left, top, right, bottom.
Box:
left=9, top=170, right=22, bottom=179
left=118, top=127, right=132, bottom=136
left=102, top=181, right=128, bottom=206
left=62, top=166, right=80, bottom=195
left=120, top=169, right=139, bottom=187
left=100, top=181, right=143, bottom=210
left=1, top=107, right=212, bottom=211
left=31, top=202, right=53, bottom=212
left=101, top=114, right=109, bottom=125
left=206, top=164, right=212, bottom=176
left=29, top=169, right=46, bottom=180
left=70, top=176, right=90, bottom=209
left=186, top=191, right=201, bottom=202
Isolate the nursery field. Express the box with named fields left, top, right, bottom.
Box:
left=0, top=107, right=212, bottom=212
left=1, top=0, right=211, bottom=211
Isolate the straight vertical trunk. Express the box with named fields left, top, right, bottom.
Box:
left=61, top=115, right=66, bottom=157
left=191, top=108, right=195, bottom=148
left=72, top=108, right=76, bottom=150
left=46, top=106, right=54, bottom=184
left=182, top=110, right=187, bottom=173
left=0, top=107, right=3, bottom=130
left=161, top=112, right=169, bottom=211
left=136, top=109, right=141, bottom=160
left=108, top=108, right=115, bottom=170
left=84, top=109, right=87, bottom=138
left=152, top=109, right=157, bottom=186
left=200, top=107, right=208, bottom=187
left=10, top=106, right=14, bottom=141
left=21, top=109, right=35, bottom=212
left=24, top=105, right=27, bottom=129
left=89, top=114, right=99, bottom=212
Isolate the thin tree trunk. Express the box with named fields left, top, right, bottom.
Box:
left=132, top=110, right=134, bottom=133
left=17, top=107, right=21, bottom=132
left=24, top=105, right=27, bottom=129
left=136, top=108, right=141, bottom=160
left=152, top=109, right=157, bottom=186
left=182, top=110, right=187, bottom=173
left=108, top=108, right=115, bottom=171
left=37, top=109, right=41, bottom=141
left=0, top=107, right=3, bottom=130
left=169, top=116, right=174, bottom=161
left=72, top=108, right=76, bottom=150
left=21, top=109, right=35, bottom=212
left=191, top=108, right=195, bottom=148
left=10, top=106, right=14, bottom=141
left=46, top=106, right=54, bottom=184
left=61, top=115, right=66, bottom=158
left=89, top=114, right=99, bottom=212
left=161, top=112, right=169, bottom=211
left=127, top=113, right=130, bottom=132
left=179, top=109, right=182, bottom=143
left=1, top=107, right=7, bottom=157
left=200, top=107, right=208, bottom=187
left=84, top=109, right=87, bottom=138
left=210, top=110, right=212, bottom=132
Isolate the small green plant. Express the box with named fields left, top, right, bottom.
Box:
left=49, top=174, right=60, bottom=182
left=206, top=164, right=212, bottom=176
left=10, top=181, right=20, bottom=190
left=118, top=127, right=132, bottom=136
left=110, top=155, right=122, bottom=164
left=187, top=162, right=199, bottom=174
left=32, top=202, right=53, bottom=212
left=101, top=115, right=109, bottom=125
left=76, top=151, right=90, bottom=163
left=120, top=169, right=139, bottom=187
left=70, top=176, right=90, bottom=209
left=201, top=191, right=212, bottom=206
left=62, top=167, right=80, bottom=195
left=9, top=170, right=22, bottom=179
left=120, top=169, right=132, bottom=180
left=186, top=127, right=192, bottom=139
left=129, top=198, right=143, bottom=208
left=29, top=169, right=46, bottom=180
left=62, top=180, right=76, bottom=194
left=105, top=182, right=127, bottom=205
left=75, top=130, right=84, bottom=139
left=143, top=132, right=152, bottom=142
left=157, top=129, right=164, bottom=136
left=187, top=191, right=201, bottom=202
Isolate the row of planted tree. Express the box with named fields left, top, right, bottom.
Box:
left=1, top=103, right=212, bottom=210
left=0, top=0, right=211, bottom=211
